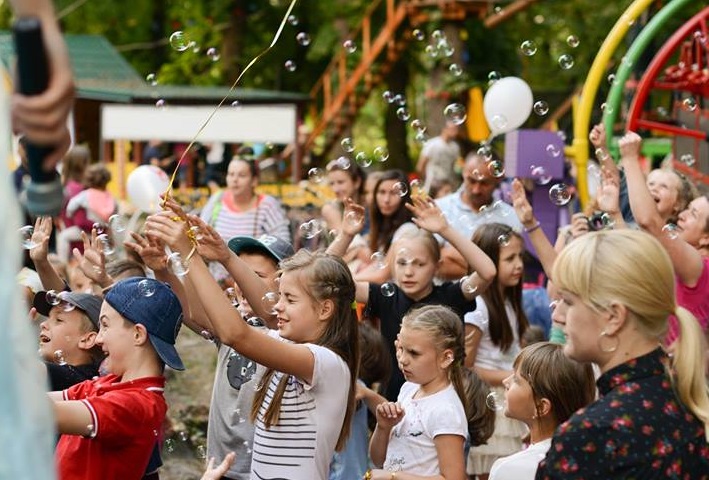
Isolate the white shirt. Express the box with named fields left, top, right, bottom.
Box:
left=384, top=382, right=467, bottom=475
left=489, top=438, right=552, bottom=480
left=250, top=332, right=351, bottom=480
left=465, top=297, right=521, bottom=371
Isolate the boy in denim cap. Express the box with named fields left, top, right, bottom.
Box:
left=49, top=277, right=184, bottom=480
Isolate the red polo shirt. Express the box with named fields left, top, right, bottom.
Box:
left=56, top=374, right=167, bottom=480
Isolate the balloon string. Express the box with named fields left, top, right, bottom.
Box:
left=162, top=0, right=299, bottom=205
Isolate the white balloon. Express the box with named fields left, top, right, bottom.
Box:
left=126, top=166, right=171, bottom=213
left=483, top=77, right=534, bottom=136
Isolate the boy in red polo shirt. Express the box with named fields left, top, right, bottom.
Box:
left=48, top=277, right=184, bottom=480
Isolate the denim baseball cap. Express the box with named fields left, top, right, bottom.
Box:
left=228, top=234, right=294, bottom=263
left=104, top=277, right=184, bottom=371
left=33, top=291, right=103, bottom=329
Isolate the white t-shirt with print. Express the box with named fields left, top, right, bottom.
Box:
left=489, top=438, right=551, bottom=480
left=464, top=296, right=521, bottom=371
left=383, top=382, right=467, bottom=475
left=250, top=331, right=351, bottom=480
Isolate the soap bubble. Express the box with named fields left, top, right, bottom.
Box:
left=396, top=107, right=411, bottom=122
left=371, top=251, right=387, bottom=270
left=449, top=64, right=463, bottom=76
left=548, top=183, right=572, bottom=206
left=594, top=148, right=610, bottom=162
left=345, top=211, right=364, bottom=228
left=287, top=15, right=299, bottom=26
left=284, top=60, right=297, bottom=72
left=607, top=73, right=617, bottom=84
left=296, top=32, right=311, bottom=46
left=179, top=431, right=189, bottom=442
left=486, top=391, right=506, bottom=411
left=460, top=275, right=478, bottom=294
left=46, top=290, right=61, bottom=306
left=155, top=99, right=166, bottom=109
left=197, top=445, right=207, bottom=459
left=497, top=233, right=511, bottom=246
left=530, top=165, right=552, bottom=185
left=546, top=144, right=562, bottom=158
left=392, top=182, right=409, bottom=197
left=167, top=252, right=189, bottom=277
left=92, top=222, right=107, bottom=235
left=411, top=119, right=426, bottom=132
left=262, top=292, right=280, bottom=314
left=332, top=156, right=351, bottom=169
left=566, top=35, right=580, bottom=48
left=97, top=234, right=115, bottom=256
left=206, top=47, right=220, bottom=62
left=343, top=39, right=357, bottom=53
left=490, top=115, right=508, bottom=132
left=138, top=279, right=156, bottom=297
left=393, top=94, right=406, bottom=107
left=533, top=101, right=549, bottom=116
left=146, top=73, right=158, bottom=86
left=679, top=154, right=696, bottom=167
left=19, top=225, right=37, bottom=250
left=54, top=350, right=67, bottom=366
left=412, top=29, right=425, bottom=41
left=558, top=54, right=575, bottom=70
left=487, top=71, right=501, bottom=84
left=662, top=223, right=679, bottom=240
left=520, top=40, right=537, bottom=56
left=230, top=100, right=241, bottom=108
left=382, top=90, right=394, bottom=103
left=308, top=167, right=325, bottom=183
left=355, top=152, right=372, bottom=168
left=431, top=30, right=444, bottom=41
left=373, top=146, right=389, bottom=163
left=425, top=44, right=438, bottom=58
left=682, top=97, right=698, bottom=112
left=169, top=31, right=190, bottom=51
left=488, top=160, right=505, bottom=178
left=414, top=131, right=428, bottom=144
left=165, top=439, right=175, bottom=453
left=299, top=219, right=324, bottom=239
left=341, top=137, right=356, bottom=153
left=444, top=103, right=467, bottom=125
left=381, top=283, right=396, bottom=297
left=109, top=214, right=126, bottom=233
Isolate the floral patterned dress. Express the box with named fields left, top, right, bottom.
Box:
left=536, top=348, right=709, bottom=479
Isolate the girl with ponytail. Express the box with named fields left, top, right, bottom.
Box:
left=537, top=229, right=709, bottom=479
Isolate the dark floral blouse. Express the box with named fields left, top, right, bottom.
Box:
left=536, top=348, right=709, bottom=479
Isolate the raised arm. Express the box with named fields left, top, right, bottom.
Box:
left=620, top=132, right=704, bottom=285
left=29, top=216, right=65, bottom=291
left=589, top=122, right=618, bottom=174
left=407, top=196, right=496, bottom=300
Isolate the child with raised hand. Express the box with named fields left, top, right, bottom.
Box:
left=145, top=210, right=359, bottom=480
left=329, top=197, right=497, bottom=401
left=489, top=342, right=595, bottom=480
left=367, top=305, right=494, bottom=480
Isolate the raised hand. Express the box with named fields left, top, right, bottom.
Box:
left=200, top=452, right=236, bottom=480
left=589, top=123, right=607, bottom=149
left=510, top=178, right=535, bottom=227
left=144, top=212, right=194, bottom=256
left=618, top=131, right=642, bottom=160
left=186, top=215, right=231, bottom=264
left=125, top=231, right=168, bottom=272
left=407, top=195, right=447, bottom=234
left=339, top=197, right=367, bottom=237
left=28, top=216, right=53, bottom=262
left=375, top=402, right=405, bottom=430
left=72, top=229, right=111, bottom=287
left=569, top=212, right=591, bottom=239
left=596, top=166, right=620, bottom=215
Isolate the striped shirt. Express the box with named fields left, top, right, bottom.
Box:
left=251, top=338, right=350, bottom=480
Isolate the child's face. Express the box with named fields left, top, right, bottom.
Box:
left=327, top=170, right=359, bottom=202
left=95, top=303, right=138, bottom=376
left=646, top=169, right=681, bottom=219
left=68, top=267, right=94, bottom=294
left=39, top=307, right=95, bottom=364
left=677, top=196, right=709, bottom=247
left=393, top=239, right=438, bottom=301
left=236, top=252, right=279, bottom=316
left=273, top=271, right=326, bottom=343
left=497, top=235, right=524, bottom=288
left=502, top=367, right=537, bottom=424
left=376, top=179, right=404, bottom=216
left=396, top=326, right=448, bottom=388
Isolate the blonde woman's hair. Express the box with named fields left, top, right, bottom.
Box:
left=552, top=229, right=709, bottom=432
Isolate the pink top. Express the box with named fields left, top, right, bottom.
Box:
left=667, top=256, right=709, bottom=344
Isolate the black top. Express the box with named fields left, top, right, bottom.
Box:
left=365, top=281, right=475, bottom=400
left=46, top=362, right=99, bottom=392
left=536, top=348, right=709, bottom=479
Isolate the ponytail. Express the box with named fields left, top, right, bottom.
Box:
left=458, top=367, right=495, bottom=446
left=671, top=306, right=709, bottom=439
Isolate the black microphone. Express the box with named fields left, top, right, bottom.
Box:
left=13, top=17, right=64, bottom=217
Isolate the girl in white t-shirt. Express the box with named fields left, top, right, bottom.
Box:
left=368, top=305, right=495, bottom=479
left=489, top=342, right=595, bottom=480
left=464, top=222, right=530, bottom=479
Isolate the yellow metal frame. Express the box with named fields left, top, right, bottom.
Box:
left=569, top=0, right=655, bottom=208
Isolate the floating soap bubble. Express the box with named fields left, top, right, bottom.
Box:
left=58, top=292, right=75, bottom=312
left=371, top=251, right=387, bottom=270
left=682, top=97, right=698, bottom=112
left=296, top=32, right=311, bottom=46
left=600, top=103, right=613, bottom=114
left=19, top=225, right=37, bottom=250
left=299, top=219, right=324, bottom=239
left=92, top=222, right=107, bottom=235
left=412, top=29, right=425, bottom=41
left=533, top=101, right=549, bottom=116
left=197, top=445, right=207, bottom=459
left=179, top=431, right=188, bottom=442
left=343, top=39, right=357, bottom=53
left=54, top=350, right=67, bottom=366
left=393, top=94, right=406, bottom=107
left=546, top=144, right=562, bottom=158
left=439, top=42, right=455, bottom=57
left=355, top=152, right=372, bottom=168
left=396, top=247, right=413, bottom=265
left=155, top=99, right=166, bottom=109
left=662, top=223, right=679, bottom=240
left=308, top=168, right=325, bottom=183
left=477, top=144, right=492, bottom=161
left=411, top=119, right=426, bottom=132
left=287, top=15, right=299, bottom=26
left=392, top=182, right=409, bottom=197
left=146, top=73, right=158, bottom=86
left=165, top=439, right=175, bottom=453
left=424, top=44, right=438, bottom=58
left=490, top=114, right=508, bottom=132
left=284, top=60, right=297, bottom=72
left=679, top=154, right=696, bottom=167
left=167, top=252, right=189, bottom=277
left=380, top=283, right=396, bottom=297
left=549, top=183, right=572, bottom=206
left=444, top=103, right=467, bottom=125
left=382, top=90, right=395, bottom=103
left=97, top=234, right=115, bottom=256
left=109, top=214, right=126, bottom=233
left=345, top=210, right=364, bottom=228
left=497, top=233, right=511, bottom=246
left=190, top=41, right=200, bottom=53
left=594, top=148, right=609, bottom=162
left=169, top=31, right=190, bottom=51
left=341, top=137, right=356, bottom=153
left=410, top=179, right=426, bottom=198
left=607, top=73, right=616, bottom=84
left=431, top=30, right=444, bottom=41
left=461, top=275, right=478, bottom=294
left=566, top=35, right=580, bottom=48
left=396, top=107, right=411, bottom=122
left=230, top=100, right=241, bottom=108
left=530, top=165, right=553, bottom=185
left=46, top=290, right=61, bottom=306
left=333, top=156, right=351, bottom=169
left=206, top=47, right=220, bottom=62
left=488, top=160, right=505, bottom=178
left=373, top=146, right=389, bottom=163
left=262, top=292, right=280, bottom=314
left=486, top=391, right=505, bottom=411
left=138, top=279, right=156, bottom=298
left=520, top=40, right=537, bottom=56
left=414, top=131, right=428, bottom=144
left=487, top=71, right=501, bottom=84
left=449, top=64, right=463, bottom=77
left=558, top=54, right=574, bottom=70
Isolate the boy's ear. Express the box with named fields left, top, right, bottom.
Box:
left=318, top=299, right=335, bottom=321
left=133, top=323, right=150, bottom=346
left=78, top=331, right=97, bottom=350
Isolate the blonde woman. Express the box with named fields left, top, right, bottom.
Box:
left=536, top=229, right=709, bottom=479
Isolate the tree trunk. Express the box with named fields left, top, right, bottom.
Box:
left=384, top=56, right=411, bottom=172
left=223, top=0, right=248, bottom=81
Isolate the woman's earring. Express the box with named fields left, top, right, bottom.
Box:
left=597, top=330, right=619, bottom=353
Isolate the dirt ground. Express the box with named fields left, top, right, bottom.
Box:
left=160, top=327, right=217, bottom=480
